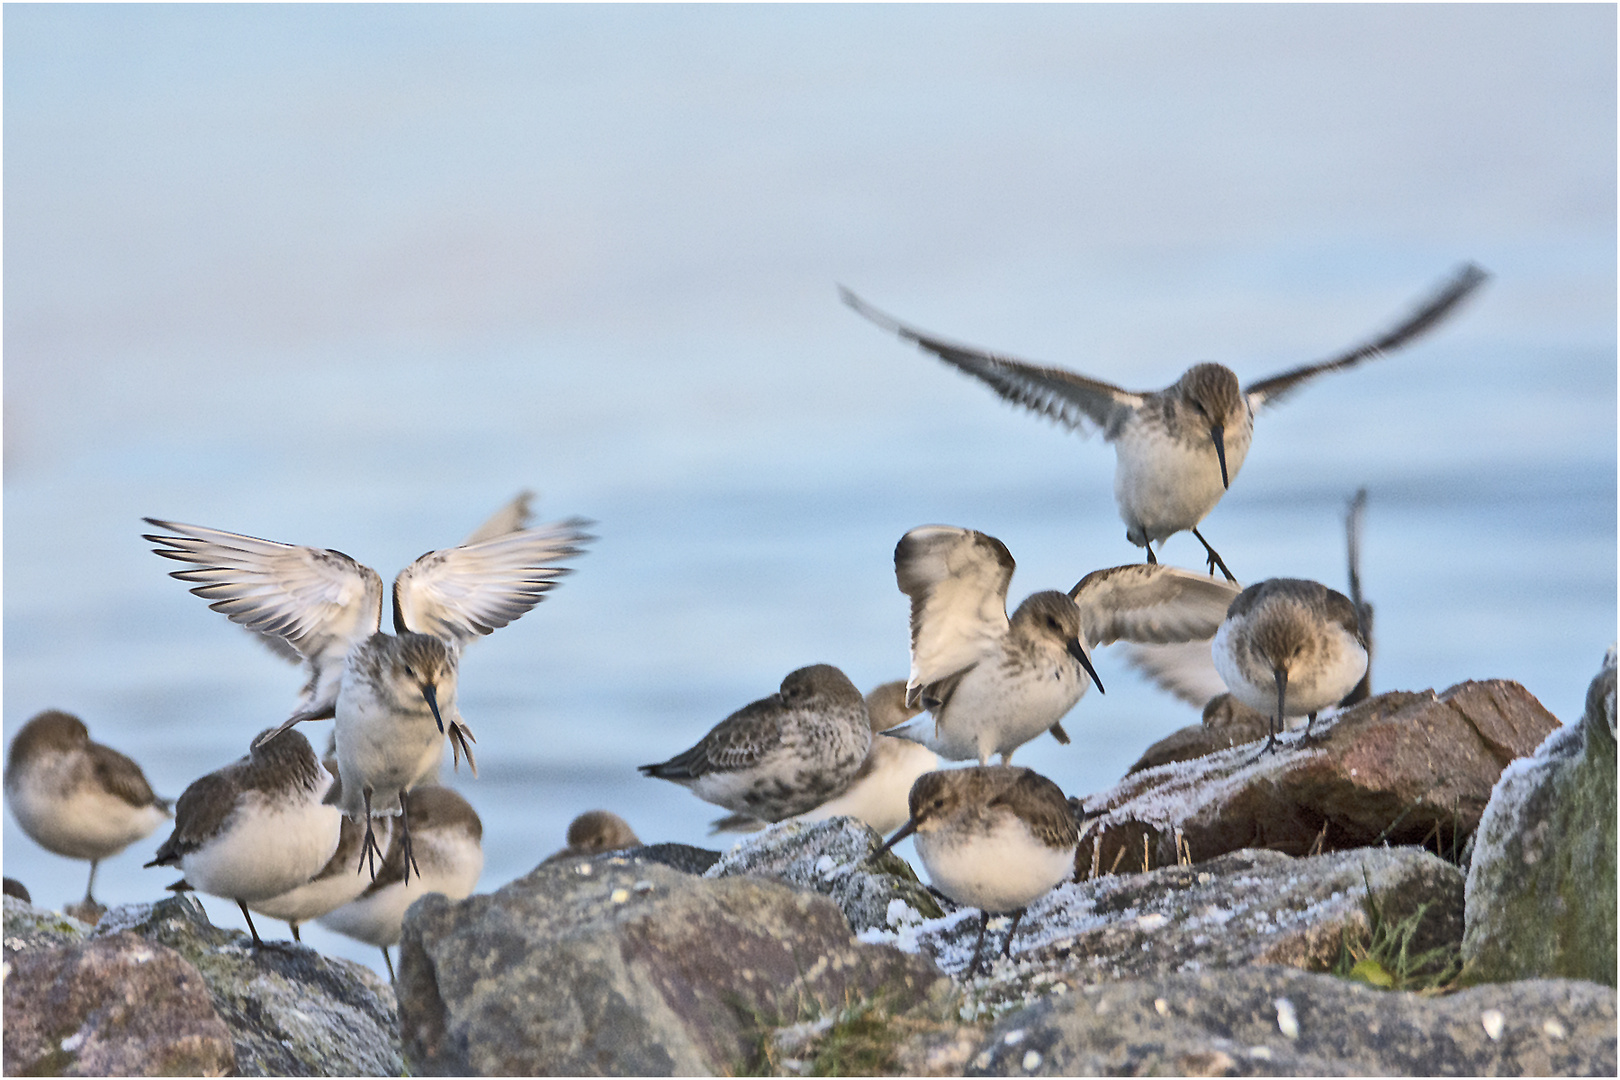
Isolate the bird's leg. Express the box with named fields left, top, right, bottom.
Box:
left=237, top=900, right=264, bottom=947
left=400, top=791, right=421, bottom=883
left=1247, top=672, right=1288, bottom=764
left=1298, top=711, right=1321, bottom=746
left=381, top=946, right=396, bottom=983
left=1191, top=528, right=1237, bottom=583
left=1000, top=908, right=1027, bottom=961
left=966, top=910, right=992, bottom=976
left=1144, top=542, right=1158, bottom=566
left=358, top=787, right=383, bottom=879
left=291, top=923, right=302, bottom=943
left=84, top=860, right=100, bottom=906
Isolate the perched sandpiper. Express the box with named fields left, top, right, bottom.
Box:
left=888, top=525, right=1240, bottom=764
left=542, top=810, right=642, bottom=863
left=1212, top=577, right=1369, bottom=755
left=146, top=728, right=341, bottom=946
left=247, top=759, right=394, bottom=941
left=5, top=710, right=172, bottom=908
left=876, top=766, right=1078, bottom=976
left=143, top=513, right=591, bottom=880
left=709, top=679, right=941, bottom=835
left=318, top=785, right=483, bottom=980
left=843, top=265, right=1485, bottom=578
left=639, top=664, right=873, bottom=823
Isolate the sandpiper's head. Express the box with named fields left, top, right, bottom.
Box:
left=246, top=726, right=326, bottom=790
left=565, top=810, right=640, bottom=853
left=1175, top=364, right=1246, bottom=489
left=8, top=710, right=90, bottom=764
left=388, top=633, right=459, bottom=733
left=404, top=785, right=483, bottom=843
left=864, top=680, right=923, bottom=734
left=1011, top=592, right=1104, bottom=694
left=778, top=664, right=864, bottom=709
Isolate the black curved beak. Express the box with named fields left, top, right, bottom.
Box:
left=873, top=817, right=918, bottom=861
left=420, top=683, right=445, bottom=734
left=1211, top=424, right=1230, bottom=490
left=1068, top=638, right=1105, bottom=694
left=1273, top=666, right=1288, bottom=733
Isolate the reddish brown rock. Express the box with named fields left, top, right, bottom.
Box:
left=1079, top=680, right=1560, bottom=875
left=2, top=931, right=236, bottom=1077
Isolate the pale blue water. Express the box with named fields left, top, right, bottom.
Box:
left=5, top=5, right=1614, bottom=975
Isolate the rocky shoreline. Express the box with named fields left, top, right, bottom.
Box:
left=5, top=664, right=1615, bottom=1076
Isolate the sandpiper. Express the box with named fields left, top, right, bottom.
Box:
left=1212, top=577, right=1369, bottom=755
left=639, top=664, right=873, bottom=823
left=888, top=525, right=1241, bottom=764
left=318, top=785, right=483, bottom=980
left=709, top=679, right=941, bottom=835
left=143, top=513, right=591, bottom=880
left=247, top=760, right=394, bottom=941
left=843, top=265, right=1485, bottom=578
left=5, top=710, right=172, bottom=908
left=146, top=728, right=341, bottom=946
left=876, top=766, right=1078, bottom=976
left=542, top=810, right=642, bottom=863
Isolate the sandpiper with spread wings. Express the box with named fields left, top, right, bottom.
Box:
left=890, top=525, right=1242, bottom=765
left=844, top=265, right=1486, bottom=579
left=143, top=511, right=591, bottom=881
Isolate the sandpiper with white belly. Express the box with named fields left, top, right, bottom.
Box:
left=875, top=766, right=1079, bottom=976
left=5, top=710, right=171, bottom=909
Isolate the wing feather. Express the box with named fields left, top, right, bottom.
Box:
left=1069, top=564, right=1241, bottom=647
left=895, top=525, right=1015, bottom=706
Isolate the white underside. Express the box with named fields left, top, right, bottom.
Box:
left=796, top=737, right=939, bottom=834
left=248, top=817, right=392, bottom=924
left=889, top=655, right=1085, bottom=765
left=1212, top=619, right=1368, bottom=718
left=317, top=833, right=483, bottom=947
left=5, top=754, right=167, bottom=861
left=182, top=791, right=342, bottom=902
left=1114, top=417, right=1252, bottom=545
left=334, top=691, right=449, bottom=819
left=914, top=814, right=1076, bottom=912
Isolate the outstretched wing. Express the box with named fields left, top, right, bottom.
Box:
left=392, top=518, right=594, bottom=646
left=459, top=490, right=536, bottom=546
left=895, top=525, right=1016, bottom=708
left=1069, top=563, right=1241, bottom=648
left=1117, top=638, right=1229, bottom=708
left=1245, top=263, right=1488, bottom=410
left=143, top=518, right=383, bottom=719
left=841, top=287, right=1144, bottom=437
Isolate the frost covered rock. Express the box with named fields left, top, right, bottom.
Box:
left=1463, top=653, right=1617, bottom=986
left=1080, top=680, right=1559, bottom=872
left=966, top=966, right=1616, bottom=1076
left=862, top=846, right=1461, bottom=1014
left=396, top=852, right=948, bottom=1075
left=705, top=816, right=944, bottom=933
left=1127, top=693, right=1271, bottom=774
left=3, top=930, right=236, bottom=1076
left=3, top=893, right=92, bottom=957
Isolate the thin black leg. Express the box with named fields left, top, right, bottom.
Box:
left=381, top=946, right=396, bottom=982
left=1191, top=528, right=1238, bottom=583
left=237, top=900, right=264, bottom=947
left=84, top=860, right=100, bottom=906
left=966, top=911, right=991, bottom=976
left=1000, top=908, right=1027, bottom=960
left=400, top=791, right=420, bottom=884
left=358, top=788, right=384, bottom=880
left=291, top=922, right=302, bottom=943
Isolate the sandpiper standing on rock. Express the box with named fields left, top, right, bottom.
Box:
left=5, top=710, right=172, bottom=909
left=1212, top=577, right=1369, bottom=755
left=843, top=265, right=1486, bottom=578
left=876, top=766, right=1079, bottom=976
left=639, top=664, right=873, bottom=824
left=146, top=728, right=341, bottom=946
left=143, top=514, right=591, bottom=880
left=889, top=525, right=1241, bottom=764
left=319, top=785, right=483, bottom=980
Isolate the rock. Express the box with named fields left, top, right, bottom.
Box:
left=397, top=852, right=949, bottom=1075
left=1128, top=693, right=1271, bottom=774
left=3, top=931, right=236, bottom=1076
left=1081, top=680, right=1560, bottom=873
left=965, top=967, right=1617, bottom=1076
left=625, top=841, right=723, bottom=875
left=863, top=846, right=1462, bottom=1017
left=4, top=893, right=92, bottom=956
left=705, top=816, right=944, bottom=933
left=1463, top=653, right=1618, bottom=986
left=90, top=894, right=401, bottom=1076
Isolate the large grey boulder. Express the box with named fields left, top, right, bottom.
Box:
left=1463, top=652, right=1618, bottom=986
left=5, top=893, right=399, bottom=1076
left=965, top=966, right=1616, bottom=1076
left=705, top=816, right=944, bottom=933
left=397, top=852, right=949, bottom=1075
left=862, top=846, right=1462, bottom=1018
left=3, top=921, right=236, bottom=1076
left=1080, top=680, right=1559, bottom=872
